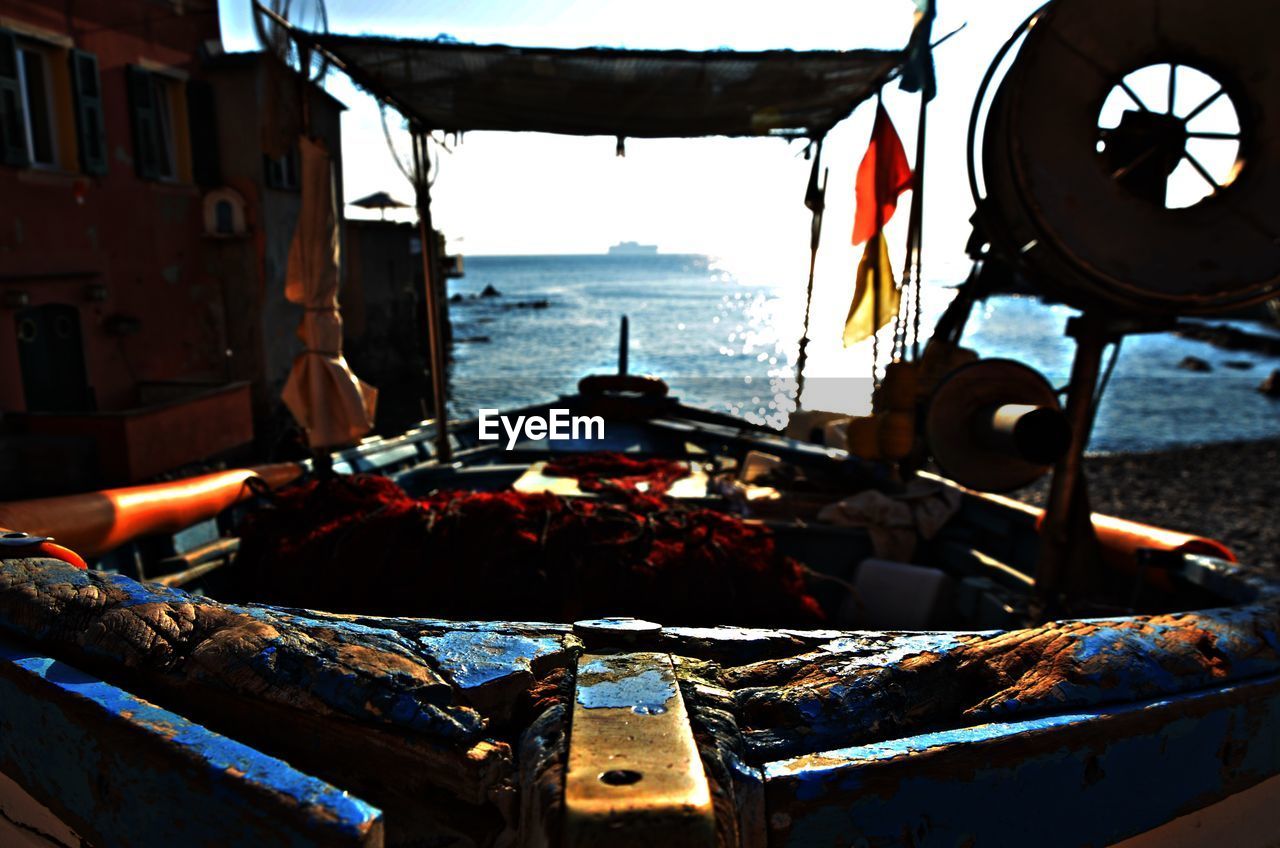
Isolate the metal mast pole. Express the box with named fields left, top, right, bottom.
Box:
left=411, top=126, right=453, bottom=462
left=906, top=90, right=929, bottom=360
left=794, top=139, right=827, bottom=405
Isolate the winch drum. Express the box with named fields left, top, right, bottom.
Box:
left=980, top=0, right=1280, bottom=315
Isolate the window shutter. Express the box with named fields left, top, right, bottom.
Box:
left=0, top=29, right=29, bottom=167
left=185, top=79, right=220, bottom=185
left=70, top=50, right=107, bottom=175
left=126, top=65, right=159, bottom=179
left=263, top=153, right=282, bottom=188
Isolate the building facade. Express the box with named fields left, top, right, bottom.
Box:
left=0, top=0, right=351, bottom=496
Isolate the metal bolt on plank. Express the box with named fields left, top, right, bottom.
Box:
left=572, top=617, right=662, bottom=650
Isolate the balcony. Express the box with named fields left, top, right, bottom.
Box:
left=13, top=381, right=253, bottom=488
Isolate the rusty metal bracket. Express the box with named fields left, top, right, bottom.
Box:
left=565, top=652, right=715, bottom=848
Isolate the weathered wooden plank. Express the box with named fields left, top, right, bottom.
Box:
left=0, top=636, right=383, bottom=848
left=674, top=657, right=766, bottom=848
left=418, top=630, right=575, bottom=721
left=258, top=609, right=840, bottom=668
left=727, top=603, right=1280, bottom=759
left=516, top=668, right=573, bottom=848
left=662, top=627, right=843, bottom=666
left=0, top=557, right=523, bottom=843
left=249, top=609, right=583, bottom=723
left=762, top=674, right=1280, bottom=848
left=0, top=558, right=481, bottom=741
left=257, top=609, right=577, bottom=641
left=6, top=552, right=1279, bottom=846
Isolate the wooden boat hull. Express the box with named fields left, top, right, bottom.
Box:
left=0, top=398, right=1277, bottom=847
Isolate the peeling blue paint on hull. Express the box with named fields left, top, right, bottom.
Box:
left=3, top=545, right=1280, bottom=846
left=765, top=676, right=1280, bottom=847
left=0, top=638, right=382, bottom=848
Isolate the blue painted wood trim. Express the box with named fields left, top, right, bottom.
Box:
left=0, top=636, right=383, bottom=848
left=763, top=673, right=1280, bottom=848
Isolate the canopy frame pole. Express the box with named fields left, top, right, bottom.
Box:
left=410, top=125, right=453, bottom=463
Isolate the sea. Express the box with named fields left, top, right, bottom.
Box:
left=445, top=254, right=1280, bottom=454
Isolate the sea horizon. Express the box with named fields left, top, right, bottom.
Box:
left=446, top=254, right=1280, bottom=454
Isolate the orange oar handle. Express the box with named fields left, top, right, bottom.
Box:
left=1088, top=512, right=1236, bottom=562
left=962, top=487, right=1235, bottom=592
left=0, top=463, right=303, bottom=559
left=1084, top=512, right=1235, bottom=591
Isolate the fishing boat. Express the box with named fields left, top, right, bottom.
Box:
left=2, top=1, right=1279, bottom=846
left=607, top=242, right=659, bottom=257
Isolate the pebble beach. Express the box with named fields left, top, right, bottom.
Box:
left=1019, top=438, right=1280, bottom=569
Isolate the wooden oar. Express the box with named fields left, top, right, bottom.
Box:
left=0, top=463, right=303, bottom=559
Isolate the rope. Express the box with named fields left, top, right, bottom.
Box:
left=1090, top=338, right=1124, bottom=418
left=910, top=238, right=923, bottom=358
left=891, top=253, right=909, bottom=363
left=380, top=101, right=415, bottom=183
left=871, top=321, right=881, bottom=386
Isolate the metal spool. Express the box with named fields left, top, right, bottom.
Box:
left=925, top=359, right=1069, bottom=493
left=977, top=0, right=1280, bottom=315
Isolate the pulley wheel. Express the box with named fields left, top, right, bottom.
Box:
left=926, top=359, right=1066, bottom=493
left=983, top=0, right=1280, bottom=314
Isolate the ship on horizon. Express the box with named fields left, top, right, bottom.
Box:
left=607, top=240, right=659, bottom=256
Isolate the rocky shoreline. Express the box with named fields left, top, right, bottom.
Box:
left=1016, top=438, right=1280, bottom=569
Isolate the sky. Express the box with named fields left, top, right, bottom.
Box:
left=217, top=0, right=1053, bottom=284
left=213, top=0, right=1248, bottom=397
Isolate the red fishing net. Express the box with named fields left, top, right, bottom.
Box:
left=233, top=473, right=824, bottom=627
left=543, top=451, right=690, bottom=494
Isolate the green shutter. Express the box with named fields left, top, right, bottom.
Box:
left=186, top=79, right=220, bottom=185
left=0, top=29, right=29, bottom=167
left=70, top=50, right=107, bottom=175
left=126, top=65, right=158, bottom=179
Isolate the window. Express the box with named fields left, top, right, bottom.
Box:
left=215, top=199, right=233, bottom=234
left=0, top=31, right=63, bottom=169
left=128, top=66, right=190, bottom=181
left=70, top=51, right=107, bottom=175
left=0, top=31, right=22, bottom=165
left=0, top=30, right=106, bottom=174
left=264, top=147, right=299, bottom=190
left=202, top=187, right=247, bottom=237
left=153, top=76, right=176, bottom=179
left=16, top=47, right=54, bottom=167
left=186, top=79, right=219, bottom=185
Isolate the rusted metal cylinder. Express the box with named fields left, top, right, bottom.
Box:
left=978, top=403, right=1071, bottom=466
left=924, top=358, right=1066, bottom=492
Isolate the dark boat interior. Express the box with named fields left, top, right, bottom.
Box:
left=118, top=394, right=1235, bottom=635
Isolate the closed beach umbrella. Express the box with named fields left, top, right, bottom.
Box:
left=281, top=136, right=378, bottom=449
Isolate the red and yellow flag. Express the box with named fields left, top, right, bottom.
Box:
left=843, top=231, right=900, bottom=346
left=844, top=103, right=911, bottom=347
left=851, top=104, right=913, bottom=246
left=849, top=103, right=911, bottom=245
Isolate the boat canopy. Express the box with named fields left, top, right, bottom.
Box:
left=301, top=33, right=905, bottom=139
